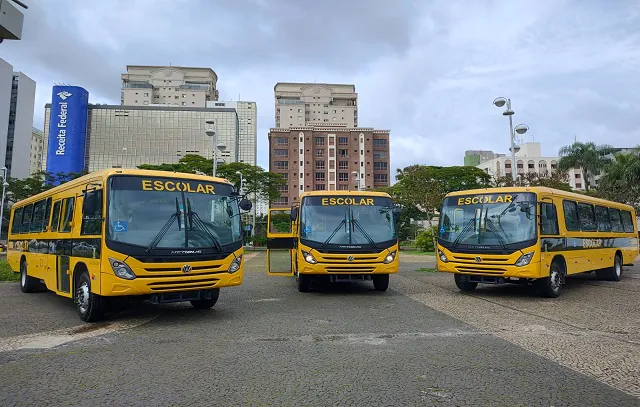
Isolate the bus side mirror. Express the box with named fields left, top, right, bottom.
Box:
left=290, top=207, right=298, bottom=222
left=392, top=208, right=402, bottom=224
left=239, top=199, right=252, bottom=212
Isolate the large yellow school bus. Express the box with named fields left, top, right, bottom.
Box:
left=436, top=187, right=639, bottom=297
left=7, top=169, right=252, bottom=322
left=266, top=191, right=400, bottom=292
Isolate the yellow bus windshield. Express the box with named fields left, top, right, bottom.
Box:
left=107, top=175, right=242, bottom=250
left=438, top=192, right=537, bottom=248
left=299, top=196, right=396, bottom=247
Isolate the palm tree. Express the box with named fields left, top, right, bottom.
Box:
left=558, top=142, right=614, bottom=191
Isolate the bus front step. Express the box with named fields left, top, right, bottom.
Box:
left=149, top=289, right=218, bottom=304
left=460, top=275, right=505, bottom=285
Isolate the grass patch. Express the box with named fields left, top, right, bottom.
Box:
left=415, top=267, right=438, bottom=273
left=0, top=259, right=18, bottom=282
left=401, top=250, right=436, bottom=256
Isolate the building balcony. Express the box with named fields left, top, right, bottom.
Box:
left=122, top=82, right=153, bottom=89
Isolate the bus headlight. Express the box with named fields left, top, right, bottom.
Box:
left=515, top=252, right=535, bottom=267
left=109, top=258, right=136, bottom=280
left=438, top=250, right=448, bottom=263
left=228, top=254, right=242, bottom=274
left=302, top=250, right=317, bottom=264
left=383, top=251, right=396, bottom=264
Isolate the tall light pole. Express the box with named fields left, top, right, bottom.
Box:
left=493, top=97, right=529, bottom=184
left=0, top=167, right=8, bottom=241
left=205, top=120, right=226, bottom=177
left=351, top=171, right=360, bottom=191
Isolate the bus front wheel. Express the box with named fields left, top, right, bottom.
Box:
left=454, top=274, right=477, bottom=292
left=190, top=289, right=220, bottom=309
left=373, top=274, right=389, bottom=291
left=75, top=271, right=106, bottom=322
left=538, top=263, right=563, bottom=298
left=297, top=274, right=311, bottom=292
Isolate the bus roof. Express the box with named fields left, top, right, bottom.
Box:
left=444, top=186, right=635, bottom=211
left=12, top=168, right=233, bottom=207
left=299, top=190, right=392, bottom=199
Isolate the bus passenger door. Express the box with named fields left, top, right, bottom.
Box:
left=266, top=208, right=295, bottom=276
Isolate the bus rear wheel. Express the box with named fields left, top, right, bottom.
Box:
left=373, top=274, right=389, bottom=291
left=454, top=274, right=477, bottom=292
left=597, top=254, right=622, bottom=282
left=190, top=289, right=220, bottom=309
left=20, top=261, right=41, bottom=293
left=76, top=271, right=106, bottom=322
left=538, top=263, right=563, bottom=298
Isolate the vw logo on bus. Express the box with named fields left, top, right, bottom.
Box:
left=347, top=256, right=355, bottom=262
left=475, top=256, right=482, bottom=263
left=182, top=264, right=192, bottom=273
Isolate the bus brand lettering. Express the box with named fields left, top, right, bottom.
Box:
left=457, top=195, right=513, bottom=205
left=141, top=180, right=215, bottom=194
left=321, top=198, right=375, bottom=206
left=583, top=238, right=603, bottom=248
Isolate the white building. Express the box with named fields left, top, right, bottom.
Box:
left=30, top=127, right=44, bottom=175
left=0, top=58, right=36, bottom=179
left=476, top=142, right=586, bottom=190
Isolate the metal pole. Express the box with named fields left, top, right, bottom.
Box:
left=0, top=168, right=7, bottom=241
left=212, top=131, right=217, bottom=177
left=507, top=99, right=517, bottom=185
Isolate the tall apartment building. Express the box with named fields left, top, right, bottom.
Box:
left=121, top=65, right=219, bottom=107
left=0, top=58, right=36, bottom=179
left=30, top=127, right=44, bottom=175
left=206, top=100, right=257, bottom=165
left=274, top=82, right=358, bottom=128
left=269, top=127, right=390, bottom=207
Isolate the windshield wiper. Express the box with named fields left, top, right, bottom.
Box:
left=321, top=218, right=347, bottom=248
left=186, top=198, right=223, bottom=252
left=351, top=218, right=378, bottom=248
left=145, top=197, right=182, bottom=254
left=484, top=218, right=507, bottom=249
left=451, top=218, right=476, bottom=247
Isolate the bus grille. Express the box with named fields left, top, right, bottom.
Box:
left=144, top=265, right=223, bottom=273
left=321, top=255, right=379, bottom=262
left=455, top=266, right=506, bottom=275
left=324, top=266, right=376, bottom=273
left=146, top=278, right=220, bottom=291
left=453, top=256, right=509, bottom=263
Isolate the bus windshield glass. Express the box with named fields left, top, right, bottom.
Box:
left=300, top=196, right=396, bottom=246
left=438, top=192, right=537, bottom=248
left=107, top=176, right=242, bottom=250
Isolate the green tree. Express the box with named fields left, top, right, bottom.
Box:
left=493, top=171, right=572, bottom=191
left=558, top=142, right=614, bottom=191
left=595, top=149, right=640, bottom=212
left=138, top=155, right=286, bottom=203
left=6, top=171, right=85, bottom=203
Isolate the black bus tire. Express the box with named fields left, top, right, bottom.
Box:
left=373, top=274, right=389, bottom=291
left=190, top=288, right=220, bottom=309
left=20, top=261, right=40, bottom=293
left=454, top=274, right=477, bottom=292
left=598, top=254, right=623, bottom=282
left=297, top=274, right=311, bottom=292
left=538, top=262, right=563, bottom=298
left=76, top=271, right=106, bottom=323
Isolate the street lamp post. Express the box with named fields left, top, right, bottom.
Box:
left=351, top=171, right=361, bottom=191
left=0, top=167, right=8, bottom=241
left=205, top=120, right=220, bottom=177
left=493, top=97, right=529, bottom=184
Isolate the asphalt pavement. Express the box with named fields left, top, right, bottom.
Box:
left=0, top=253, right=638, bottom=406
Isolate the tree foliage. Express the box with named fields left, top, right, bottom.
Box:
left=492, top=171, right=573, bottom=191
left=558, top=142, right=614, bottom=191
left=6, top=171, right=85, bottom=203
left=138, top=154, right=286, bottom=202
left=593, top=148, right=640, bottom=213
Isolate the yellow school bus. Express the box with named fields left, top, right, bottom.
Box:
left=436, top=187, right=639, bottom=297
left=7, top=169, right=252, bottom=322
left=266, top=191, right=400, bottom=292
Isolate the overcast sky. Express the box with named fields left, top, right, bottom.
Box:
left=3, top=0, right=640, bottom=178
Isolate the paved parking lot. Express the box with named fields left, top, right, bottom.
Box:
left=0, top=253, right=638, bottom=406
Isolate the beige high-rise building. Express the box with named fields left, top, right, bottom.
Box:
left=30, top=127, right=44, bottom=175
left=121, top=65, right=219, bottom=107
left=274, top=82, right=358, bottom=128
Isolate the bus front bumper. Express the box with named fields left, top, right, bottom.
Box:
left=99, top=270, right=243, bottom=297
left=299, top=262, right=398, bottom=275
left=437, top=260, right=543, bottom=279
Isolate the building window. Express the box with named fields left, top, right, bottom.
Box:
left=374, top=174, right=388, bottom=184
left=338, top=161, right=348, bottom=170
left=339, top=149, right=348, bottom=158
left=274, top=161, right=288, bottom=170
left=315, top=149, right=324, bottom=158
left=373, top=162, right=388, bottom=171
left=575, top=174, right=581, bottom=179
left=274, top=149, right=288, bottom=157
left=315, top=172, right=325, bottom=181
left=338, top=184, right=349, bottom=190
left=315, top=136, right=325, bottom=146
left=273, top=197, right=289, bottom=205
left=315, top=160, right=325, bottom=170
left=338, top=172, right=349, bottom=182
left=314, top=184, right=326, bottom=191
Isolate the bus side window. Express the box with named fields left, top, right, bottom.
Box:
left=608, top=208, right=623, bottom=232
left=60, top=197, right=75, bottom=233
left=11, top=207, right=23, bottom=234
left=50, top=200, right=62, bottom=232
left=562, top=200, right=580, bottom=231
left=620, top=210, right=634, bottom=233
left=81, top=190, right=103, bottom=235
left=42, top=198, right=52, bottom=232
left=595, top=206, right=611, bottom=232
left=30, top=200, right=46, bottom=233
left=21, top=204, right=34, bottom=234
left=540, top=203, right=559, bottom=235
left=578, top=203, right=597, bottom=232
